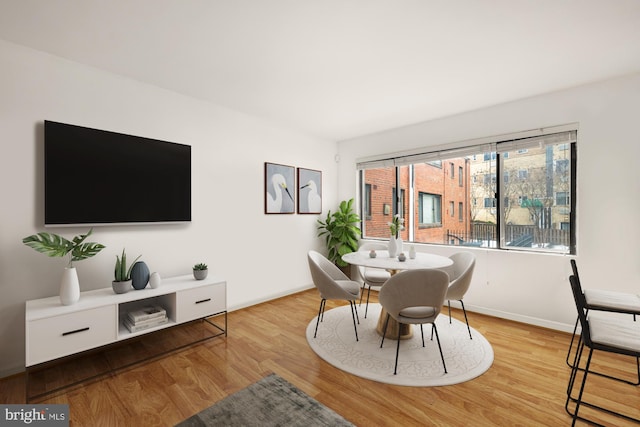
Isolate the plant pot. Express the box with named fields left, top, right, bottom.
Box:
left=60, top=267, right=80, bottom=305
left=112, top=280, right=132, bottom=294
left=388, top=236, right=403, bottom=258
left=193, top=269, right=208, bottom=280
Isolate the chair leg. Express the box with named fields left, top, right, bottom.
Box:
left=569, top=347, right=593, bottom=426
left=314, top=299, right=326, bottom=338
left=566, top=343, right=640, bottom=425
left=459, top=300, right=472, bottom=339
left=565, top=315, right=580, bottom=367
left=448, top=300, right=452, bottom=324
left=349, top=301, right=359, bottom=341
left=394, top=322, right=401, bottom=375
left=380, top=313, right=390, bottom=348
left=431, top=323, right=447, bottom=374
left=566, top=340, right=584, bottom=405
left=420, top=324, right=425, bottom=347
left=364, top=285, right=372, bottom=318
left=359, top=284, right=365, bottom=306
left=353, top=300, right=360, bottom=324
left=570, top=328, right=640, bottom=386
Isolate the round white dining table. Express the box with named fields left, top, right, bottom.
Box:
left=342, top=249, right=453, bottom=339
left=341, top=250, right=452, bottom=273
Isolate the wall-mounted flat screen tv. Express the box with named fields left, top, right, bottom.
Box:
left=44, top=120, right=191, bottom=226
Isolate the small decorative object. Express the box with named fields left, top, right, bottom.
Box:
left=193, top=263, right=208, bottom=280
left=398, top=253, right=406, bottom=262
left=22, top=228, right=105, bottom=305
left=387, top=214, right=405, bottom=258
left=131, top=261, right=150, bottom=290
left=369, top=249, right=377, bottom=258
left=113, top=249, right=141, bottom=294
left=149, top=271, right=162, bottom=289
left=409, top=245, right=416, bottom=259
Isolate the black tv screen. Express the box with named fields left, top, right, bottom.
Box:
left=44, top=120, right=191, bottom=226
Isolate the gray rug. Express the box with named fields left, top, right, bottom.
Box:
left=176, top=373, right=354, bottom=427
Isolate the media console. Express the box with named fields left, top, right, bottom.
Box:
left=25, top=274, right=227, bottom=401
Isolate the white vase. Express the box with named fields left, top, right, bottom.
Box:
left=409, top=245, right=416, bottom=259
left=388, top=236, right=403, bottom=257
left=60, top=267, right=80, bottom=305
left=149, top=272, right=162, bottom=288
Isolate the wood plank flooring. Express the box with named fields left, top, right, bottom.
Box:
left=2, top=288, right=639, bottom=426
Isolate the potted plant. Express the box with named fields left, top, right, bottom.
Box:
left=113, top=249, right=141, bottom=294
left=193, top=263, right=208, bottom=280
left=316, top=198, right=361, bottom=275
left=22, top=228, right=105, bottom=305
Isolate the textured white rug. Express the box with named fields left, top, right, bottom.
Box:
left=306, top=303, right=493, bottom=386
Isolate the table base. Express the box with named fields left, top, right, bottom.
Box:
left=376, top=308, right=413, bottom=340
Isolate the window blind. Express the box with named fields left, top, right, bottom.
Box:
left=356, top=125, right=577, bottom=170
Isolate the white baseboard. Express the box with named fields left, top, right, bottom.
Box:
left=450, top=301, right=574, bottom=333
left=228, top=284, right=315, bottom=313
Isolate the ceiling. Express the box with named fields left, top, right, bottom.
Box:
left=1, top=0, right=640, bottom=141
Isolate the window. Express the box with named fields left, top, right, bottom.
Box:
left=358, top=128, right=577, bottom=254
left=364, top=184, right=372, bottom=219
left=556, top=191, right=570, bottom=206
left=419, top=193, right=441, bottom=226
left=556, top=159, right=569, bottom=174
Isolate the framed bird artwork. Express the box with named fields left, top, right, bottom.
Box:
left=265, top=162, right=295, bottom=214
left=297, top=168, right=322, bottom=214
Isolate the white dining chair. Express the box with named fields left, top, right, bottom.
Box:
left=357, top=242, right=391, bottom=318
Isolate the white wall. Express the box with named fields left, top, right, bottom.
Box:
left=338, top=72, right=640, bottom=330
left=0, top=40, right=336, bottom=377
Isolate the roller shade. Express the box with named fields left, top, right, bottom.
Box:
left=356, top=125, right=577, bottom=170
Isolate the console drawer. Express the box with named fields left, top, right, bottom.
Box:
left=27, top=305, right=116, bottom=366
left=176, top=284, right=225, bottom=323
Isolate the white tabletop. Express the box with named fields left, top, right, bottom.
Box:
left=342, top=250, right=453, bottom=271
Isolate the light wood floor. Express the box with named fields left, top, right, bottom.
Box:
left=2, top=288, right=639, bottom=426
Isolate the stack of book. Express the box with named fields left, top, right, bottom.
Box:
left=124, top=305, right=168, bottom=332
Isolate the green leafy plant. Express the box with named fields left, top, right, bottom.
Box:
left=193, top=263, right=208, bottom=270
left=22, top=228, right=105, bottom=267
left=316, top=198, right=361, bottom=268
left=114, top=248, right=141, bottom=282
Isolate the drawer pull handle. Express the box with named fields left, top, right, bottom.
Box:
left=195, top=298, right=211, bottom=304
left=62, top=327, right=90, bottom=336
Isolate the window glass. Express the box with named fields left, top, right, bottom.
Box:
left=499, top=141, right=573, bottom=253
left=359, top=130, right=576, bottom=254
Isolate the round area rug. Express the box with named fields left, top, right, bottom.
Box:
left=306, top=303, right=493, bottom=386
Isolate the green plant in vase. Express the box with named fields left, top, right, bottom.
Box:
left=22, top=228, right=105, bottom=305
left=316, top=198, right=361, bottom=269
left=112, top=249, right=141, bottom=294
left=193, top=262, right=208, bottom=280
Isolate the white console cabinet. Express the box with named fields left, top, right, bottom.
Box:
left=25, top=274, right=226, bottom=400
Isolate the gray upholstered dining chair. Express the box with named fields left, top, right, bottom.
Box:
left=379, top=268, right=449, bottom=375
left=307, top=250, right=361, bottom=341
left=444, top=252, right=475, bottom=339
left=357, top=242, right=391, bottom=318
